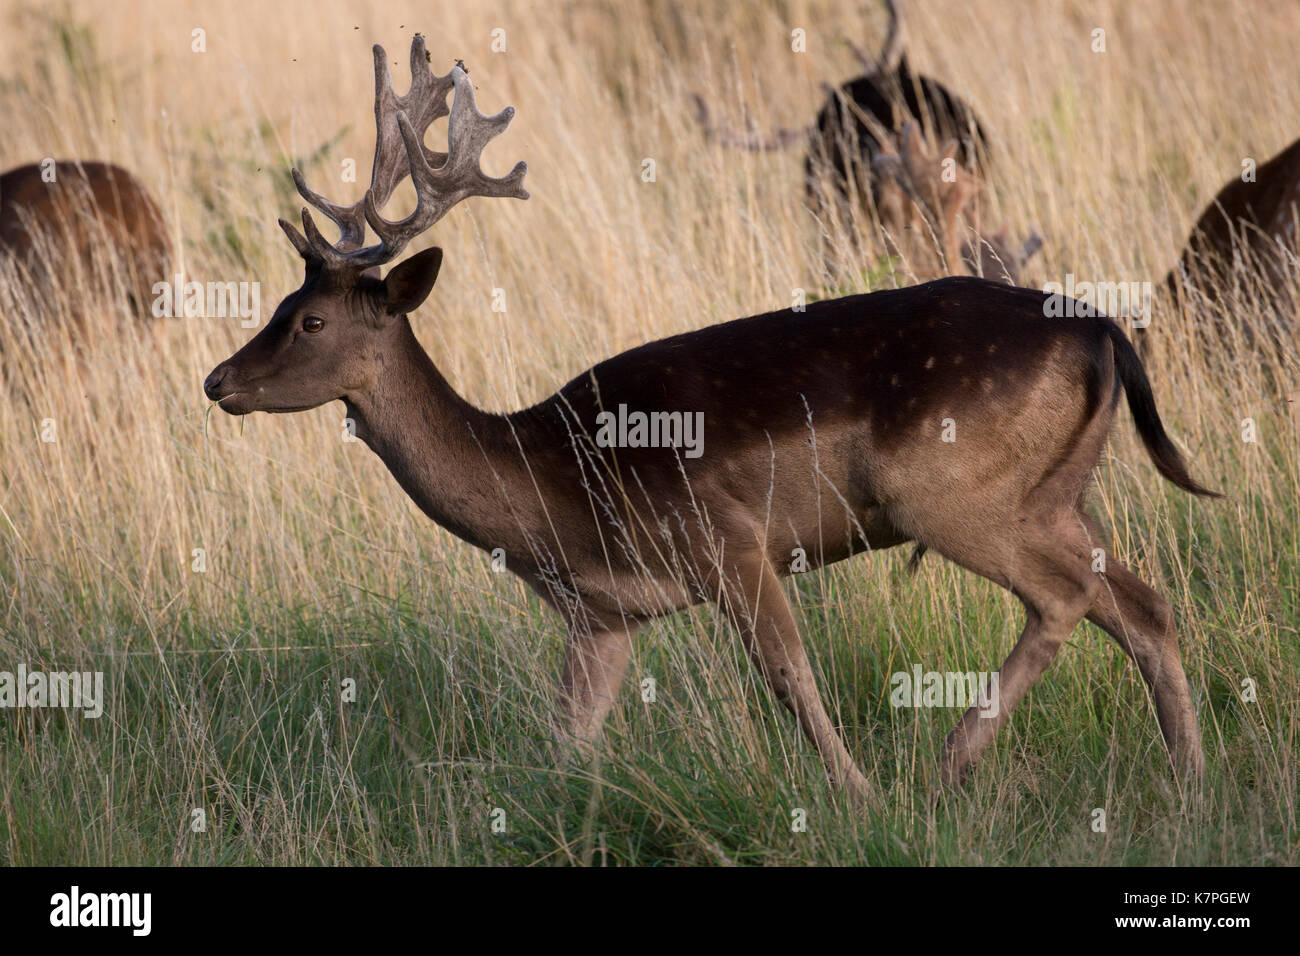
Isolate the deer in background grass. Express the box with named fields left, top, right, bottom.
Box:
left=693, top=0, right=1039, bottom=284
left=693, top=0, right=985, bottom=210
left=1, top=161, right=171, bottom=324
left=205, top=36, right=1213, bottom=803
left=1159, top=136, right=1300, bottom=430
left=871, top=121, right=1042, bottom=284
left=1165, top=135, right=1300, bottom=362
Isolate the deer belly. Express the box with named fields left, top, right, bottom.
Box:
left=770, top=507, right=909, bottom=574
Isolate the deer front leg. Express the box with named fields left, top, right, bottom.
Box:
left=554, top=621, right=636, bottom=754
left=721, top=556, right=874, bottom=806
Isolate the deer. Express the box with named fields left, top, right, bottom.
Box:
left=693, top=1, right=989, bottom=237
left=1164, top=134, right=1300, bottom=362
left=205, top=37, right=1214, bottom=805
left=1, top=160, right=172, bottom=323
left=871, top=121, right=1041, bottom=284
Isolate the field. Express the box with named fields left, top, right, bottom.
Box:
left=0, top=0, right=1296, bottom=865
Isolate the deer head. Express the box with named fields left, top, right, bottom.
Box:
left=871, top=122, right=1040, bottom=284
left=872, top=122, right=978, bottom=271
left=203, top=36, right=527, bottom=415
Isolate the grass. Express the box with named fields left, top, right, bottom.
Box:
left=0, top=0, right=1297, bottom=865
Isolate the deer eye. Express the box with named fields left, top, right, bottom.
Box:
left=302, top=316, right=324, bottom=333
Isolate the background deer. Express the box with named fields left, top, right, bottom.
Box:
left=695, top=0, right=987, bottom=202
left=1164, top=135, right=1300, bottom=363
left=204, top=38, right=1213, bottom=802
left=802, top=0, right=988, bottom=228
left=1, top=160, right=172, bottom=326
left=693, top=2, right=1038, bottom=284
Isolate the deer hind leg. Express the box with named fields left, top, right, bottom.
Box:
left=554, top=620, right=637, bottom=754
left=1078, top=515, right=1206, bottom=779
left=719, top=555, right=874, bottom=805
left=937, top=510, right=1102, bottom=786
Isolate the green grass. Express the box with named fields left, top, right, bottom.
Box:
left=3, top=502, right=1295, bottom=865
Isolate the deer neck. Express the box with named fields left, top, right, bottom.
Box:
left=343, top=318, right=539, bottom=557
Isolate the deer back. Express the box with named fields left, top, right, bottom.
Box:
left=1, top=160, right=172, bottom=322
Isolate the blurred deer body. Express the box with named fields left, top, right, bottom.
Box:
left=805, top=0, right=987, bottom=222
left=1166, top=136, right=1300, bottom=362
left=695, top=1, right=987, bottom=201
left=205, top=37, right=1210, bottom=804
left=1, top=161, right=172, bottom=325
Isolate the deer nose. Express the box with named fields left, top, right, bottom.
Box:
left=203, top=365, right=232, bottom=401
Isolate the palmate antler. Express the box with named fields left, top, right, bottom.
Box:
left=280, top=34, right=529, bottom=271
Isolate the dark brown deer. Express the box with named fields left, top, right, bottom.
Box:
left=1165, top=135, right=1300, bottom=360
left=205, top=38, right=1213, bottom=802
left=1, top=160, right=172, bottom=321
left=693, top=0, right=989, bottom=231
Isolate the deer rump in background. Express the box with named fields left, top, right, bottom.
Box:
left=0, top=161, right=171, bottom=330
left=206, top=37, right=1214, bottom=804
left=1165, top=135, right=1300, bottom=363
left=694, top=0, right=1039, bottom=283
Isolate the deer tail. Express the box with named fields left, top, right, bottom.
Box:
left=1105, top=322, right=1221, bottom=498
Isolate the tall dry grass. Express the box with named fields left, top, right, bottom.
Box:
left=0, top=0, right=1296, bottom=864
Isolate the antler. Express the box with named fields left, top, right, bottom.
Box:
left=690, top=94, right=811, bottom=152
left=846, top=0, right=907, bottom=76
left=281, top=35, right=528, bottom=271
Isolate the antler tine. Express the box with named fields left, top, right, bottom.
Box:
left=442, top=68, right=528, bottom=191
left=368, top=36, right=455, bottom=209
left=278, top=217, right=314, bottom=260
left=363, top=66, right=528, bottom=262
left=299, top=206, right=344, bottom=264
left=847, top=0, right=906, bottom=76
left=878, top=0, right=907, bottom=74
left=292, top=37, right=454, bottom=262
left=291, top=168, right=367, bottom=254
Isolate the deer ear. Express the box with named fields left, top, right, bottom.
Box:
left=382, top=247, right=443, bottom=316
